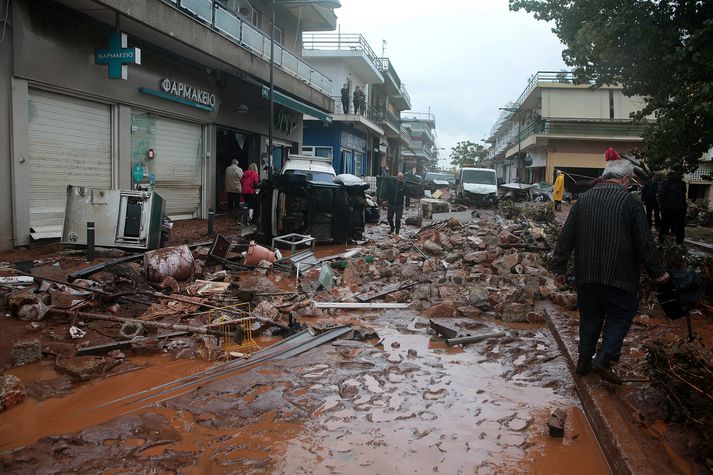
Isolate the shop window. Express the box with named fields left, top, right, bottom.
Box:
left=354, top=152, right=364, bottom=177
left=302, top=146, right=333, bottom=158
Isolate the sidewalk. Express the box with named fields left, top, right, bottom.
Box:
left=544, top=308, right=686, bottom=475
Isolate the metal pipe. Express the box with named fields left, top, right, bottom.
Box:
left=208, top=208, right=214, bottom=235
left=446, top=331, right=506, bottom=346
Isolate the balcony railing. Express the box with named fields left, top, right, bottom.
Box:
left=400, top=126, right=411, bottom=144
left=689, top=168, right=713, bottom=182
left=302, top=33, right=382, bottom=73
left=375, top=58, right=401, bottom=88
left=499, top=118, right=647, bottom=154
left=330, top=96, right=383, bottom=124
left=164, top=0, right=333, bottom=95
left=372, top=106, right=400, bottom=131
left=514, top=71, right=596, bottom=107
left=398, top=84, right=411, bottom=107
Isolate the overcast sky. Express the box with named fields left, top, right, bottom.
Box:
left=334, top=0, right=567, bottom=169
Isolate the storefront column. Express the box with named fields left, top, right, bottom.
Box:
left=117, top=104, right=132, bottom=190
left=10, top=78, right=30, bottom=246
left=0, top=30, right=12, bottom=249
left=205, top=124, right=217, bottom=213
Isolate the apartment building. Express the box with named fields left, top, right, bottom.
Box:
left=401, top=113, right=437, bottom=177
left=0, top=0, right=338, bottom=248
left=300, top=32, right=411, bottom=178
left=485, top=71, right=648, bottom=194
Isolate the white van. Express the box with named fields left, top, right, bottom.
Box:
left=456, top=167, right=498, bottom=205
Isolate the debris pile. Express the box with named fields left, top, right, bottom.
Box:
left=645, top=339, right=713, bottom=471
left=306, top=208, right=574, bottom=323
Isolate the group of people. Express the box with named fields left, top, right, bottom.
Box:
left=224, top=160, right=259, bottom=221
left=340, top=84, right=366, bottom=115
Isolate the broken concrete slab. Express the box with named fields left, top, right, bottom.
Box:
left=0, top=375, right=26, bottom=412
left=11, top=339, right=42, bottom=365
left=55, top=356, right=116, bottom=381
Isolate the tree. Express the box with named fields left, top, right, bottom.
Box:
left=509, top=0, right=713, bottom=172
left=450, top=141, right=487, bottom=167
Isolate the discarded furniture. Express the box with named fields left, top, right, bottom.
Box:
left=272, top=233, right=316, bottom=256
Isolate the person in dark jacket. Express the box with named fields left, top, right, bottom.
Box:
left=657, top=172, right=687, bottom=244
left=340, top=84, right=349, bottom=114
left=386, top=172, right=407, bottom=235
left=640, top=173, right=660, bottom=229
left=554, top=160, right=669, bottom=384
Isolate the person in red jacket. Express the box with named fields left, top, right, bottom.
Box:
left=241, top=163, right=260, bottom=222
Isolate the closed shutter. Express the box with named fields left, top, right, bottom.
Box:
left=27, top=90, right=112, bottom=238
left=151, top=117, right=203, bottom=219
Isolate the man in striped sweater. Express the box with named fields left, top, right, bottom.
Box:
left=553, top=160, right=669, bottom=384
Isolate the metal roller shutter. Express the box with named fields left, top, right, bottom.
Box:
left=150, top=117, right=203, bottom=220
left=27, top=90, right=112, bottom=239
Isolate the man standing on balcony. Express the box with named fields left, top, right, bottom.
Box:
left=359, top=87, right=366, bottom=114
left=341, top=84, right=349, bottom=114
left=353, top=86, right=361, bottom=115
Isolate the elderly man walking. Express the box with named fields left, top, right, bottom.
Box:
left=386, top=172, right=407, bottom=235
left=553, top=160, right=669, bottom=384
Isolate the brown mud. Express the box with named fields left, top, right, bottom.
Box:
left=0, top=307, right=610, bottom=474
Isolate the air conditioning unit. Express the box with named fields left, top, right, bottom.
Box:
left=62, top=186, right=165, bottom=250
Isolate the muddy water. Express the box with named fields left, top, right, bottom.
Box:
left=0, top=355, right=211, bottom=452
left=1, top=312, right=611, bottom=473
left=272, top=313, right=611, bottom=474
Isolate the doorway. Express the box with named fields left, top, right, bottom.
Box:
left=216, top=127, right=255, bottom=212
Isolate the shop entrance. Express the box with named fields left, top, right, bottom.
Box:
left=216, top=127, right=256, bottom=212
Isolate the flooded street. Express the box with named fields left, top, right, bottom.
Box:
left=0, top=303, right=610, bottom=474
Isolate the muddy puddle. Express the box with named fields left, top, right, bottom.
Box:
left=1, top=309, right=610, bottom=474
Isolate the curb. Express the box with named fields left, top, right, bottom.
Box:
left=544, top=309, right=680, bottom=475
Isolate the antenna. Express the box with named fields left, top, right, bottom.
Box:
left=381, top=39, right=386, bottom=57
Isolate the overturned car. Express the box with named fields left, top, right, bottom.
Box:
left=256, top=162, right=370, bottom=243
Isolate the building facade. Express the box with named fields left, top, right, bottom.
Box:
left=401, top=113, right=437, bottom=177
left=300, top=32, right=411, bottom=180
left=0, top=0, right=338, bottom=248
left=486, top=71, right=648, bottom=193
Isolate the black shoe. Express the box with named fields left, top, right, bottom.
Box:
left=592, top=362, right=622, bottom=385
left=389, top=227, right=395, bottom=234
left=575, top=357, right=591, bottom=376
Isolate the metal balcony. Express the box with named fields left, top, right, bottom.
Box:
left=164, top=0, right=334, bottom=95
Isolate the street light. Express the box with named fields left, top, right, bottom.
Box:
left=499, top=106, right=521, bottom=183
left=268, top=0, right=341, bottom=177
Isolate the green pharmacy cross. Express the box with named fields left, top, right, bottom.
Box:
left=95, top=32, right=141, bottom=80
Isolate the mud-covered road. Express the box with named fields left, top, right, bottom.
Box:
left=0, top=305, right=610, bottom=474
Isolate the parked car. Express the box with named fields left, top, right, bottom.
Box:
left=456, top=168, right=498, bottom=206
left=424, top=172, right=456, bottom=191
left=531, top=181, right=572, bottom=202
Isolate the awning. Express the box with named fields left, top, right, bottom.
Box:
left=261, top=86, right=332, bottom=122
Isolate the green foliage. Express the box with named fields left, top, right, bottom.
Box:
left=449, top=141, right=487, bottom=167
left=509, top=0, right=713, bottom=172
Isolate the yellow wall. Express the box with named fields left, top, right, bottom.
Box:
left=545, top=140, right=640, bottom=179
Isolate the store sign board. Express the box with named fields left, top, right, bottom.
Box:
left=159, top=79, right=216, bottom=108
left=95, top=32, right=141, bottom=80
left=139, top=79, right=216, bottom=112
